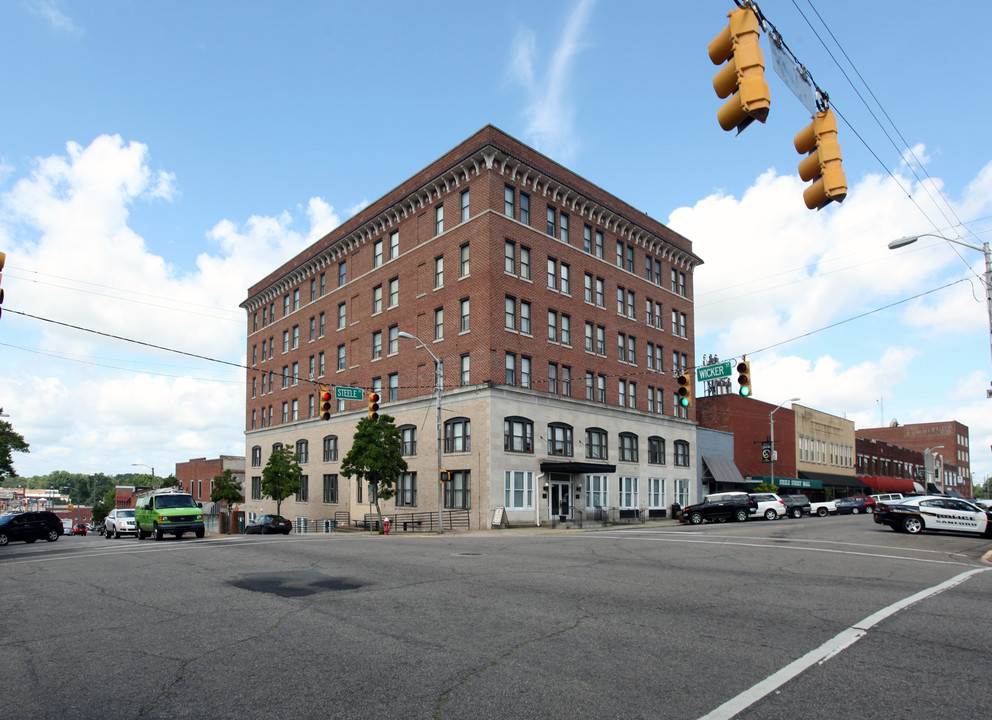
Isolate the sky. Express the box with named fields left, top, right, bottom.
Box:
left=1, top=0, right=990, bottom=488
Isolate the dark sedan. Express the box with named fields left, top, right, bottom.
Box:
left=834, top=496, right=875, bottom=515
left=245, top=514, right=293, bottom=535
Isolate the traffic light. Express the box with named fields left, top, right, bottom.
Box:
left=677, top=372, right=692, bottom=408
left=367, top=391, right=380, bottom=421
left=319, top=386, right=332, bottom=421
left=440, top=470, right=450, bottom=483
left=0, top=250, right=6, bottom=320
left=794, top=108, right=847, bottom=210
left=708, top=6, right=770, bottom=133
left=737, top=361, right=752, bottom=397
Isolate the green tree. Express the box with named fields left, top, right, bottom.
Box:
left=211, top=468, right=245, bottom=534
left=752, top=481, right=780, bottom=494
left=261, top=446, right=302, bottom=516
left=91, top=487, right=117, bottom=527
left=0, top=415, right=30, bottom=479
left=340, top=415, right=408, bottom=524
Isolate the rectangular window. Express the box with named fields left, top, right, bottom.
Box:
left=389, top=230, right=399, bottom=260
left=295, top=475, right=309, bottom=503
left=595, top=230, right=604, bottom=258
left=396, top=472, right=417, bottom=507
left=460, top=243, right=470, bottom=277
left=337, top=303, right=346, bottom=330
left=505, top=240, right=516, bottom=274
left=338, top=260, right=346, bottom=287
left=505, top=296, right=516, bottom=331
left=560, top=263, right=570, bottom=294
left=310, top=278, right=316, bottom=302
left=373, top=239, right=383, bottom=268
left=520, top=301, right=531, bottom=335
left=520, top=246, right=531, bottom=280
left=548, top=258, right=557, bottom=290
left=548, top=310, right=558, bottom=342
left=323, top=435, right=338, bottom=461
left=460, top=189, right=470, bottom=222
left=373, top=285, right=382, bottom=314
left=445, top=470, right=471, bottom=510
left=388, top=325, right=399, bottom=355
left=560, top=213, right=569, bottom=244
left=561, top=366, right=571, bottom=396
left=293, top=289, right=300, bottom=311
left=520, top=193, right=530, bottom=225
left=505, top=353, right=516, bottom=385
left=586, top=474, right=608, bottom=508
left=372, top=331, right=382, bottom=360
left=648, top=478, right=665, bottom=509
left=619, top=477, right=638, bottom=508
left=460, top=353, right=470, bottom=386
left=323, top=474, right=338, bottom=504
left=583, top=224, right=592, bottom=253
left=504, top=470, right=534, bottom=509
left=504, top=185, right=515, bottom=217
left=547, top=207, right=556, bottom=236
left=337, top=345, right=346, bottom=371
left=460, top=298, right=470, bottom=332
left=435, top=205, right=444, bottom=235
left=434, top=256, right=444, bottom=289
left=549, top=362, right=559, bottom=394
left=388, top=277, right=398, bottom=307
left=521, top=356, right=531, bottom=389
left=309, top=317, right=315, bottom=342
left=434, top=307, right=444, bottom=340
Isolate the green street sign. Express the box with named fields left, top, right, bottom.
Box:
left=334, top=386, right=364, bottom=401
left=696, top=361, right=732, bottom=382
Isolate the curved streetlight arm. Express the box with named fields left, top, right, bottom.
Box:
left=769, top=397, right=801, bottom=488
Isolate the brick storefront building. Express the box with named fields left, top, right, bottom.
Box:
left=856, top=421, right=971, bottom=496
left=241, top=125, right=702, bottom=530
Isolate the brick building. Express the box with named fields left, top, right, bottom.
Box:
left=856, top=421, right=971, bottom=496
left=240, top=125, right=702, bottom=529
left=175, top=455, right=246, bottom=505
left=855, top=437, right=926, bottom=494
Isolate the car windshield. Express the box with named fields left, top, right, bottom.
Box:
left=155, top=495, right=197, bottom=509
left=120, top=510, right=134, bottom=517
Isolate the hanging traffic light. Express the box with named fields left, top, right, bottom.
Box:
left=708, top=6, right=770, bottom=133
left=737, top=361, right=752, bottom=397
left=677, top=372, right=692, bottom=407
left=0, top=250, right=6, bottom=320
left=794, top=108, right=847, bottom=210
left=319, top=386, right=332, bottom=421
left=367, top=391, right=380, bottom=421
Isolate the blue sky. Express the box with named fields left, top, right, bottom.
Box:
left=1, top=0, right=990, bottom=487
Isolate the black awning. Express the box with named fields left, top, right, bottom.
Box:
left=798, top=471, right=870, bottom=490
left=701, top=456, right=747, bottom=486
left=540, top=461, right=616, bottom=474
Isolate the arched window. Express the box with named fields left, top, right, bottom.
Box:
left=674, top=440, right=690, bottom=467
left=272, top=442, right=283, bottom=453
left=322, top=435, right=338, bottom=462
left=444, top=417, right=471, bottom=453
left=648, top=436, right=666, bottom=465
left=585, top=428, right=608, bottom=460
left=398, top=425, right=417, bottom=456
left=619, top=432, right=639, bottom=462
left=548, top=423, right=573, bottom=457
left=251, top=446, right=262, bottom=467
left=504, top=416, right=533, bottom=453
left=296, top=439, right=309, bottom=463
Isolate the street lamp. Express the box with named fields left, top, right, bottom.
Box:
left=770, top=397, right=801, bottom=488
left=889, top=232, right=992, bottom=396
left=923, top=445, right=944, bottom=494
left=132, top=463, right=156, bottom=490
left=397, top=331, right=445, bottom=534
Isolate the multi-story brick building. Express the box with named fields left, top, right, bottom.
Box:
left=856, top=421, right=971, bottom=496
left=175, top=455, right=246, bottom=505
left=855, top=437, right=926, bottom=493
left=240, top=125, right=702, bottom=529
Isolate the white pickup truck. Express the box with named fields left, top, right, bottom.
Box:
left=810, top=500, right=837, bottom=517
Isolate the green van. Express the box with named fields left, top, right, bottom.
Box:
left=134, top=489, right=205, bottom=541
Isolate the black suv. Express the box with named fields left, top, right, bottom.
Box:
left=680, top=492, right=755, bottom=525
left=780, top=494, right=811, bottom=518
left=0, top=511, right=64, bottom=546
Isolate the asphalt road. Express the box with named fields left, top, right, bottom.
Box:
left=2, top=515, right=990, bottom=720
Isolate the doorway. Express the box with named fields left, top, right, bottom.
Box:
left=549, top=474, right=573, bottom=520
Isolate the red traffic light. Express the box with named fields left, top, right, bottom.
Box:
left=319, top=386, right=332, bottom=420
left=368, top=391, right=380, bottom=421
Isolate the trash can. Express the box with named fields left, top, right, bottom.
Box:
left=671, top=503, right=682, bottom=519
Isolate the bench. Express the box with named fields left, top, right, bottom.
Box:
left=402, top=520, right=423, bottom=532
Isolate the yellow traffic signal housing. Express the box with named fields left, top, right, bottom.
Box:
left=677, top=372, right=692, bottom=407
left=0, top=250, right=6, bottom=320
left=440, top=470, right=450, bottom=483
left=794, top=108, right=847, bottom=210
left=737, top=361, right=752, bottom=397
left=368, top=391, right=380, bottom=421
left=709, top=6, right=770, bottom=133
left=319, top=386, right=332, bottom=421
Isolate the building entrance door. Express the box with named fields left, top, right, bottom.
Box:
left=549, top=475, right=573, bottom=520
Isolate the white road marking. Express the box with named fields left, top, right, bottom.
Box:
left=696, top=567, right=990, bottom=720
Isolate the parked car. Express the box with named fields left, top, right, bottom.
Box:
left=810, top=500, right=837, bottom=517
left=134, top=489, right=205, bottom=540
left=104, top=508, right=137, bottom=539
left=870, top=493, right=905, bottom=505
left=971, top=498, right=992, bottom=510
left=245, top=514, right=293, bottom=534
left=748, top=493, right=787, bottom=520
left=71, top=522, right=88, bottom=535
left=834, top=496, right=875, bottom=515
left=780, top=494, right=811, bottom=518
left=0, top=511, right=64, bottom=545
left=873, top=496, right=992, bottom=537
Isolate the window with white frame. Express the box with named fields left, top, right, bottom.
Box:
left=675, top=478, right=689, bottom=508
left=445, top=470, right=471, bottom=509
left=618, top=477, right=638, bottom=508
left=504, top=470, right=533, bottom=509
left=460, top=189, right=470, bottom=222
left=585, top=474, right=609, bottom=508
left=648, top=478, right=665, bottom=509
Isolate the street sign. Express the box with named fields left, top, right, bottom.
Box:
left=696, top=361, right=733, bottom=382
left=334, top=386, right=364, bottom=401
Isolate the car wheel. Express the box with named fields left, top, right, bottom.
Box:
left=195, top=528, right=205, bottom=539
left=790, top=508, right=802, bottom=519
left=0, top=533, right=8, bottom=546
left=902, top=516, right=924, bottom=534
left=688, top=512, right=703, bottom=525
left=865, top=507, right=873, bottom=514
left=816, top=507, right=828, bottom=517
left=764, top=509, right=777, bottom=520
left=851, top=507, right=860, bottom=515
left=47, top=529, right=59, bottom=542
left=735, top=509, right=749, bottom=522
left=717, top=515, right=728, bottom=523
left=154, top=525, right=163, bottom=541
left=106, top=529, right=113, bottom=539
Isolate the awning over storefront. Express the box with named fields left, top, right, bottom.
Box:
left=701, top=456, right=747, bottom=486
left=858, top=475, right=924, bottom=494
left=539, top=461, right=616, bottom=474
left=798, top=471, right=870, bottom=490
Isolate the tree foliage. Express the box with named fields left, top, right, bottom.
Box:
left=211, top=468, right=245, bottom=534
left=0, top=417, right=30, bottom=479
left=340, top=415, right=408, bottom=520
left=261, top=446, right=302, bottom=516
left=752, top=482, right=780, bottom=494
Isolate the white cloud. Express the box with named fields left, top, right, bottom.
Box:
left=27, top=0, right=84, bottom=36
left=0, top=135, right=339, bottom=477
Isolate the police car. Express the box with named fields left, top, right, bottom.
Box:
left=873, top=495, right=992, bottom=537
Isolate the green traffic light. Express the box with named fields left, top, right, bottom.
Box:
left=739, top=386, right=751, bottom=397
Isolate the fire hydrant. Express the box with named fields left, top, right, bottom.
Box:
left=383, top=517, right=390, bottom=535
